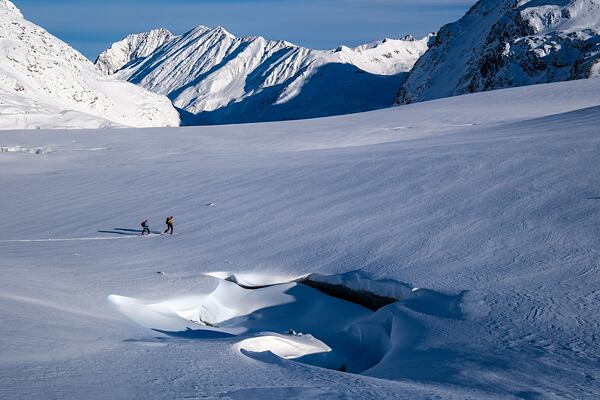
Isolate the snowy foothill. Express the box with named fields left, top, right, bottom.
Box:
left=0, top=1, right=179, bottom=130
left=1, top=78, right=600, bottom=399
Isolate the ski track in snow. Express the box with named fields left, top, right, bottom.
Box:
left=0, top=236, right=143, bottom=243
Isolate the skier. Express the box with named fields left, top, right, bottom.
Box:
left=141, top=219, right=150, bottom=236
left=163, top=216, right=174, bottom=235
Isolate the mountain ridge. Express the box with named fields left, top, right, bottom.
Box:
left=97, top=26, right=432, bottom=125
left=95, top=28, right=175, bottom=75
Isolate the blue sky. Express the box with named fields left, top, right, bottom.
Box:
left=15, top=0, right=474, bottom=60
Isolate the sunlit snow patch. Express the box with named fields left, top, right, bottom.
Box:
left=109, top=279, right=297, bottom=335
left=205, top=271, right=308, bottom=288
left=235, top=333, right=332, bottom=360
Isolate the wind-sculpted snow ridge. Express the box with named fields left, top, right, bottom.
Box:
left=397, top=0, right=600, bottom=104
left=0, top=1, right=179, bottom=130
left=99, top=26, right=431, bottom=125
left=207, top=270, right=464, bottom=315
left=109, top=271, right=463, bottom=375
left=95, top=29, right=175, bottom=75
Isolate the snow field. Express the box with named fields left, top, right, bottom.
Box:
left=1, top=79, right=600, bottom=398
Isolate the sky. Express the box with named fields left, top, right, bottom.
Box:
left=14, top=0, right=475, bottom=60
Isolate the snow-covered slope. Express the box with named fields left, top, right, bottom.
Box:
left=2, top=79, right=600, bottom=399
left=95, top=29, right=175, bottom=75
left=397, top=0, right=600, bottom=104
left=0, top=1, right=180, bottom=130
left=100, top=27, right=430, bottom=124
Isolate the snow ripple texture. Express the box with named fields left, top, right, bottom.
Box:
left=0, top=1, right=180, bottom=130
left=397, top=0, right=600, bottom=104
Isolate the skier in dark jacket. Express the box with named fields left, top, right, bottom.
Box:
left=163, top=216, right=174, bottom=235
left=141, top=219, right=150, bottom=235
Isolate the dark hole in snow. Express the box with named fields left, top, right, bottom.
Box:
left=300, top=279, right=397, bottom=311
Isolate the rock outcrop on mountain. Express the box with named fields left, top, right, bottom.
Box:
left=99, top=26, right=431, bottom=125
left=0, top=1, right=179, bottom=129
left=397, top=0, right=600, bottom=104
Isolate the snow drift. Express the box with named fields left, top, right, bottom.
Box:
left=397, top=0, right=600, bottom=104
left=98, top=27, right=431, bottom=125
left=0, top=1, right=180, bottom=130
left=110, top=272, right=463, bottom=374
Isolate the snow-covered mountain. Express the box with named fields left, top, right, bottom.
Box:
left=98, top=27, right=431, bottom=125
left=0, top=1, right=179, bottom=130
left=397, top=0, right=600, bottom=104
left=95, top=28, right=175, bottom=75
